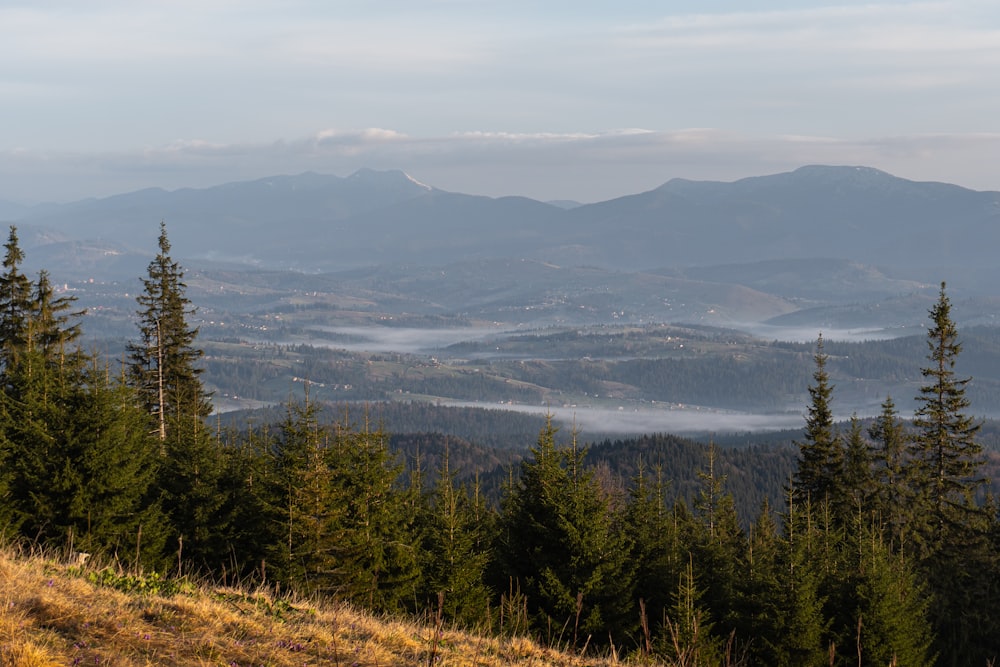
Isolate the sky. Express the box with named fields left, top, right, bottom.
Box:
left=3, top=0, right=1000, bottom=204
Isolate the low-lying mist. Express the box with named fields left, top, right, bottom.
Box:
left=306, top=326, right=511, bottom=354
left=442, top=400, right=805, bottom=436
left=733, top=323, right=912, bottom=343
left=308, top=322, right=915, bottom=354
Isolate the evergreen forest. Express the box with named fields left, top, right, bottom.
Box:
left=1, top=224, right=999, bottom=666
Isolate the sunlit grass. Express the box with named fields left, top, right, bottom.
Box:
left=0, top=545, right=641, bottom=666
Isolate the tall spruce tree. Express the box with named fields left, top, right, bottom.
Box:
left=793, top=335, right=844, bottom=515
left=327, top=418, right=422, bottom=613
left=418, top=445, right=493, bottom=627
left=266, top=396, right=343, bottom=594
left=660, top=556, right=722, bottom=664
left=734, top=501, right=784, bottom=665
left=0, top=226, right=33, bottom=377
left=128, top=222, right=211, bottom=440
left=774, top=492, right=830, bottom=666
left=128, top=223, right=220, bottom=569
left=909, top=282, right=987, bottom=556
left=62, top=363, right=167, bottom=563
left=868, top=396, right=911, bottom=554
left=909, top=282, right=996, bottom=665
left=846, top=518, right=935, bottom=667
left=0, top=227, right=33, bottom=533
left=214, top=420, right=274, bottom=582
left=496, top=419, right=633, bottom=647
left=1, top=338, right=78, bottom=543
left=842, top=414, right=874, bottom=520
left=31, top=270, right=84, bottom=364
left=624, top=462, right=682, bottom=652
left=0, top=255, right=91, bottom=546
left=692, top=442, right=744, bottom=641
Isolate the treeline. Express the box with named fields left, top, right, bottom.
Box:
left=2, top=227, right=999, bottom=665
left=221, top=401, right=550, bottom=451
left=586, top=434, right=797, bottom=528
left=221, top=405, right=798, bottom=526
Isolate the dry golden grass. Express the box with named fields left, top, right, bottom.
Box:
left=0, top=546, right=646, bottom=666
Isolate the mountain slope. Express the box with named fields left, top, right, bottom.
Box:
left=9, top=164, right=1000, bottom=281
left=18, top=170, right=441, bottom=259
left=564, top=165, right=1000, bottom=270
left=18, top=166, right=1000, bottom=270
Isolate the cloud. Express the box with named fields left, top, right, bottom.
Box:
left=1, top=3, right=998, bottom=204
left=2, top=1, right=1000, bottom=163
left=626, top=3, right=997, bottom=54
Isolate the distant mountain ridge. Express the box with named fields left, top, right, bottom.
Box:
left=9, top=165, right=1000, bottom=283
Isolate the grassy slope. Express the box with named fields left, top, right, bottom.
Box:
left=0, top=547, right=636, bottom=667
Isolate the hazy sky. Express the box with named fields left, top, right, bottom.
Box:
left=3, top=1, right=1000, bottom=203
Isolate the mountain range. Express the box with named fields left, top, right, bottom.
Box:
left=5, top=165, right=1000, bottom=335
left=6, top=165, right=998, bottom=277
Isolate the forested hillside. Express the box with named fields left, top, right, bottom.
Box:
left=2, top=225, right=999, bottom=665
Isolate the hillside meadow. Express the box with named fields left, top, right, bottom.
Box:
left=0, top=545, right=674, bottom=667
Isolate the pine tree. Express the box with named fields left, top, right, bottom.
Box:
left=213, top=420, right=275, bottom=582
left=0, top=232, right=92, bottom=539
left=0, top=227, right=33, bottom=535
left=908, top=282, right=987, bottom=557
left=2, top=339, right=78, bottom=542
left=559, top=431, right=634, bottom=645
left=128, top=222, right=221, bottom=569
left=733, top=501, right=784, bottom=665
left=660, top=556, right=722, bottom=664
left=0, top=226, right=33, bottom=376
left=419, top=445, right=493, bottom=626
left=624, top=462, right=682, bottom=653
left=868, top=396, right=911, bottom=553
left=0, top=257, right=90, bottom=547
left=496, top=418, right=633, bottom=647
left=694, top=442, right=726, bottom=541
left=31, top=270, right=83, bottom=364
left=793, top=335, right=844, bottom=515
left=63, top=363, right=167, bottom=564
left=692, top=442, right=744, bottom=641
left=268, top=397, right=342, bottom=594
left=327, top=418, right=422, bottom=613
left=128, top=222, right=211, bottom=442
left=773, top=488, right=830, bottom=666
left=842, top=414, right=874, bottom=521
left=908, top=282, right=995, bottom=664
left=847, top=518, right=935, bottom=667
